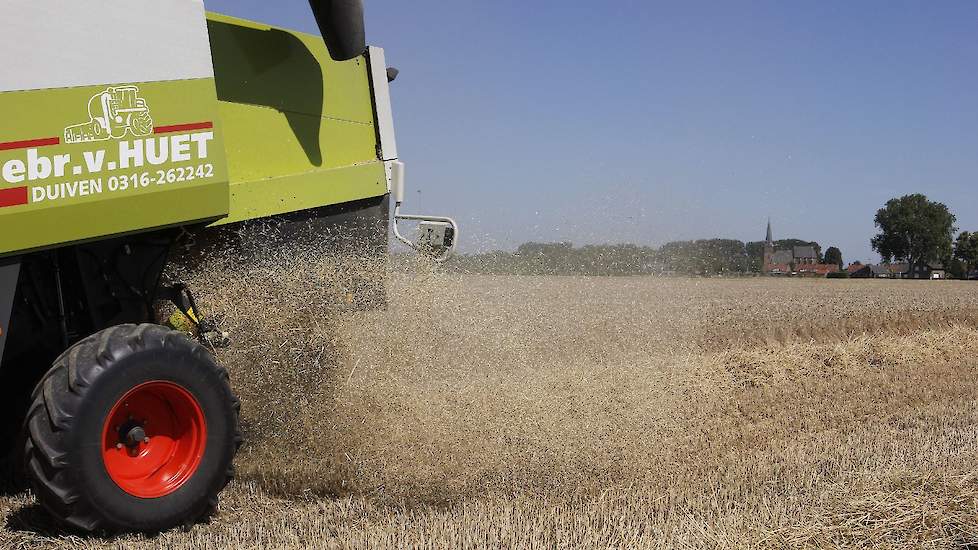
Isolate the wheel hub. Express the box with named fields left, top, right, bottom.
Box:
left=123, top=425, right=148, bottom=448
left=101, top=381, right=207, bottom=498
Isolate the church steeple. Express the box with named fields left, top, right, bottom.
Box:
left=762, top=218, right=774, bottom=275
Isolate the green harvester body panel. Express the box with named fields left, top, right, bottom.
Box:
left=208, top=13, right=388, bottom=225
left=0, top=12, right=387, bottom=257
left=0, top=79, right=230, bottom=254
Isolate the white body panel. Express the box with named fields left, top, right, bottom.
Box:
left=367, top=46, right=398, bottom=161
left=0, top=0, right=214, bottom=93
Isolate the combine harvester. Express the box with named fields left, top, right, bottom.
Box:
left=0, top=0, right=455, bottom=532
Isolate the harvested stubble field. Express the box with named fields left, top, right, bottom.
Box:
left=3, top=253, right=978, bottom=549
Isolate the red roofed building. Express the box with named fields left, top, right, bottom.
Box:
left=798, top=263, right=840, bottom=276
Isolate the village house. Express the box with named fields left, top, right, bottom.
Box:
left=848, top=263, right=893, bottom=278
left=907, top=263, right=946, bottom=279
left=847, top=262, right=946, bottom=279
left=846, top=262, right=866, bottom=276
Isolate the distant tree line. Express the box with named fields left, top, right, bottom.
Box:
left=443, top=192, right=977, bottom=279
left=448, top=242, right=657, bottom=276
left=448, top=238, right=823, bottom=276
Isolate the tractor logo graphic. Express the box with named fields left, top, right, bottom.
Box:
left=64, top=86, right=154, bottom=144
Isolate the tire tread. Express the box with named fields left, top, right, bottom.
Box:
left=23, top=323, right=241, bottom=533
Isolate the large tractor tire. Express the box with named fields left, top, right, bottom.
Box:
left=23, top=324, right=241, bottom=532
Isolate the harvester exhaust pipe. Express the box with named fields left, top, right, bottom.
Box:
left=308, top=0, right=367, bottom=61
left=390, top=161, right=459, bottom=262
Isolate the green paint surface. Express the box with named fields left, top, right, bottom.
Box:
left=224, top=162, right=387, bottom=223
left=0, top=78, right=229, bottom=255
left=207, top=13, right=387, bottom=225
left=0, top=12, right=389, bottom=255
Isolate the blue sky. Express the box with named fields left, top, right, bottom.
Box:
left=204, top=0, right=977, bottom=263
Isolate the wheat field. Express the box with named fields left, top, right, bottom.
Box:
left=3, top=254, right=978, bottom=549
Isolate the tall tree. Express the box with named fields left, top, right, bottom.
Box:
left=824, top=246, right=843, bottom=269
left=954, top=231, right=978, bottom=277
left=870, top=194, right=956, bottom=274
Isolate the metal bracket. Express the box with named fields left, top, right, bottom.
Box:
left=389, top=161, right=459, bottom=262
left=159, top=283, right=229, bottom=348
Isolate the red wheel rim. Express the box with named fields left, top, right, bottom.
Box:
left=101, top=381, right=207, bottom=498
